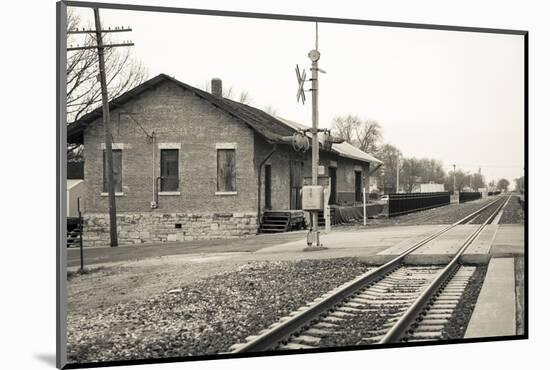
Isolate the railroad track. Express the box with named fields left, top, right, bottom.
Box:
left=228, top=195, right=510, bottom=353
left=394, top=195, right=502, bottom=225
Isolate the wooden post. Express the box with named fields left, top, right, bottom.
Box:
left=78, top=197, right=84, bottom=270
left=363, top=187, right=367, bottom=225
left=324, top=180, right=331, bottom=233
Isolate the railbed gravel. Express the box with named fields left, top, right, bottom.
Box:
left=439, top=265, right=487, bottom=340
left=499, top=195, right=524, bottom=224
left=338, top=197, right=501, bottom=229
left=67, top=258, right=370, bottom=363
left=468, top=197, right=507, bottom=224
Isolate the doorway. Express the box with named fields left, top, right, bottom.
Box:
left=355, top=171, right=362, bottom=202
left=289, top=160, right=303, bottom=210
left=329, top=166, right=337, bottom=204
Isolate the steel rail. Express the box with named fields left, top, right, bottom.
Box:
left=378, top=195, right=510, bottom=344
left=231, top=196, right=505, bottom=353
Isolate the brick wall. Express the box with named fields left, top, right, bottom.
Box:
left=82, top=80, right=258, bottom=245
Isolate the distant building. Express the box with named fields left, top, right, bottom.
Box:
left=420, top=183, right=445, bottom=193
left=67, top=74, right=382, bottom=246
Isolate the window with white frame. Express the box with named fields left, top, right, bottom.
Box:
left=160, top=149, right=179, bottom=192
left=102, top=149, right=122, bottom=193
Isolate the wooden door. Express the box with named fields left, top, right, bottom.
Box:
left=329, top=167, right=337, bottom=204
left=355, top=171, right=362, bottom=202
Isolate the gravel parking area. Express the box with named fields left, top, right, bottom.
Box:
left=67, top=258, right=370, bottom=363
left=499, top=195, right=525, bottom=224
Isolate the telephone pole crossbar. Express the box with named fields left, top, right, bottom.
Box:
left=67, top=27, right=133, bottom=34
left=66, top=8, right=136, bottom=247
left=67, top=42, right=134, bottom=51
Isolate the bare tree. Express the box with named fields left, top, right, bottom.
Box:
left=444, top=169, right=469, bottom=192
left=470, top=173, right=486, bottom=191
left=331, top=115, right=383, bottom=153
left=331, top=115, right=360, bottom=144
left=400, top=158, right=424, bottom=193
left=355, top=119, right=382, bottom=153
left=238, top=91, right=252, bottom=104
left=375, top=143, right=402, bottom=193
left=497, top=178, right=510, bottom=192
left=66, top=9, right=147, bottom=124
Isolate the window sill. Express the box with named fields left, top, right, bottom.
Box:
left=159, top=191, right=181, bottom=196
left=215, top=191, right=237, bottom=196
left=101, top=192, right=124, bottom=197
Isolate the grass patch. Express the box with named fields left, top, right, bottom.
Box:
left=67, top=267, right=104, bottom=281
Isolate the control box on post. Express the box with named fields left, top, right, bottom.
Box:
left=302, top=185, right=324, bottom=211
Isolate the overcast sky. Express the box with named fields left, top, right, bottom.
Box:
left=70, top=6, right=525, bottom=185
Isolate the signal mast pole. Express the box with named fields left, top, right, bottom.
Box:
left=309, top=23, right=321, bottom=249
left=303, top=23, right=326, bottom=251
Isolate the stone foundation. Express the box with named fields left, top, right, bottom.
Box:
left=82, top=212, right=258, bottom=247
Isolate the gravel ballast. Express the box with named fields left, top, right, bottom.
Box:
left=338, top=197, right=501, bottom=229
left=499, top=195, right=525, bottom=224
left=67, top=258, right=370, bottom=363
left=440, top=265, right=487, bottom=339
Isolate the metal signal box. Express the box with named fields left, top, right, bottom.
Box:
left=302, top=185, right=324, bottom=211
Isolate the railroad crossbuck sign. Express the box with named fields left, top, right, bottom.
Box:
left=295, top=64, right=307, bottom=104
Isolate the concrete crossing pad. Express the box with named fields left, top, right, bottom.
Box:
left=461, top=225, right=499, bottom=264
left=464, top=258, right=516, bottom=338
left=365, top=224, right=522, bottom=265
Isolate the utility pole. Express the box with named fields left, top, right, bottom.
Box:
left=453, top=164, right=456, bottom=195
left=396, top=157, right=400, bottom=193
left=67, top=8, right=135, bottom=247
left=94, top=9, right=118, bottom=247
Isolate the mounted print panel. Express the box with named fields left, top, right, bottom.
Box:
left=57, top=1, right=527, bottom=368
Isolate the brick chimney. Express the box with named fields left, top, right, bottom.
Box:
left=211, top=78, right=222, bottom=97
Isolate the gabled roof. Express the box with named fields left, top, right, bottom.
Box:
left=67, top=73, right=295, bottom=144
left=67, top=73, right=382, bottom=165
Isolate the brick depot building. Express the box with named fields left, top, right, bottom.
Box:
left=67, top=74, right=382, bottom=246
